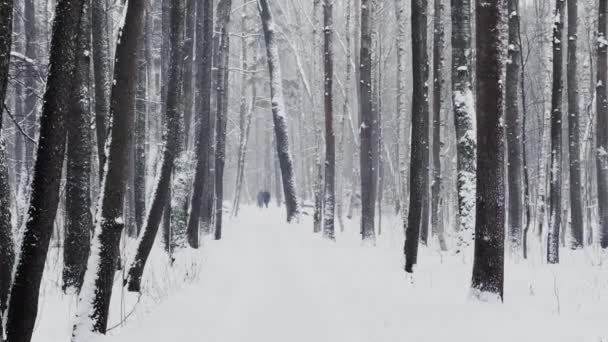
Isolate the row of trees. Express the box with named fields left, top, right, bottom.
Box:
left=0, top=0, right=607, bottom=339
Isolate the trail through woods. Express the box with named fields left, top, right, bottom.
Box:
left=31, top=207, right=608, bottom=341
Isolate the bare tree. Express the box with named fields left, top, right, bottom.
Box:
left=451, top=0, right=476, bottom=253
left=471, top=0, right=505, bottom=300
left=63, top=0, right=92, bottom=292
left=92, top=0, right=111, bottom=178
left=72, top=0, right=147, bottom=338
left=548, top=0, right=565, bottom=264
left=187, top=0, right=213, bottom=248
left=6, top=0, right=86, bottom=341
left=257, top=0, right=300, bottom=222
left=506, top=0, right=523, bottom=254
left=597, top=0, right=608, bottom=249
left=323, top=0, right=336, bottom=239
left=404, top=0, right=429, bottom=273
left=360, top=0, right=376, bottom=241
left=126, top=0, right=185, bottom=292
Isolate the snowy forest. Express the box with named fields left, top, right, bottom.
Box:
left=0, top=0, right=607, bottom=341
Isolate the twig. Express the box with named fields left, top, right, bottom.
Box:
left=3, top=103, right=36, bottom=144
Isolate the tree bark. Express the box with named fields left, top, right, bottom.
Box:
left=134, top=26, right=148, bottom=236
left=92, top=0, right=111, bottom=179
left=405, top=0, right=429, bottom=273
left=63, top=0, right=93, bottom=293
left=548, top=0, right=565, bottom=264
left=323, top=0, right=335, bottom=239
left=567, top=0, right=583, bottom=249
left=359, top=0, right=376, bottom=241
left=72, top=0, right=146, bottom=338
left=257, top=0, right=300, bottom=222
left=451, top=0, right=476, bottom=253
left=187, top=0, right=213, bottom=248
left=127, top=0, right=185, bottom=291
left=214, top=0, right=233, bottom=240
left=471, top=0, right=505, bottom=300
left=506, top=0, right=523, bottom=254
left=6, top=1, right=85, bottom=341
left=431, top=0, right=446, bottom=250
left=597, top=0, right=608, bottom=249
left=182, top=0, right=196, bottom=149
left=0, top=0, right=15, bottom=327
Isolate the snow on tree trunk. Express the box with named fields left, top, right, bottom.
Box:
left=257, top=0, right=300, bottom=222
left=134, top=39, right=147, bottom=236
left=506, top=0, right=523, bottom=255
left=182, top=0, right=196, bottom=149
left=92, top=0, right=111, bottom=180
left=451, top=0, right=476, bottom=254
left=567, top=0, right=584, bottom=248
left=548, top=0, right=565, bottom=264
left=323, top=0, right=336, bottom=240
left=6, top=1, right=85, bottom=341
left=404, top=0, right=429, bottom=273
left=187, top=0, right=213, bottom=248
left=597, top=0, right=608, bottom=249
left=72, top=0, right=146, bottom=338
left=394, top=0, right=407, bottom=219
left=359, top=0, right=376, bottom=242
left=431, top=0, right=447, bottom=251
left=63, top=0, right=92, bottom=293
left=312, top=0, right=324, bottom=234
left=126, top=0, right=184, bottom=292
left=0, top=0, right=15, bottom=326
left=471, top=0, right=505, bottom=301
left=213, top=0, right=232, bottom=240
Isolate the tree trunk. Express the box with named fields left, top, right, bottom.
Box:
left=405, top=0, right=429, bottom=273
left=359, top=0, right=376, bottom=241
left=471, top=0, right=505, bottom=301
left=451, top=0, right=476, bottom=254
left=597, top=0, right=608, bottom=249
left=92, top=0, right=111, bottom=179
left=187, top=0, right=213, bottom=248
left=72, top=0, right=146, bottom=338
left=506, top=0, right=523, bottom=255
left=323, top=0, right=335, bottom=239
left=548, top=0, right=565, bottom=264
left=312, top=0, right=323, bottom=234
left=6, top=1, right=85, bottom=341
left=394, top=0, right=407, bottom=220
left=23, top=0, right=38, bottom=170
left=134, top=32, right=147, bottom=236
left=431, top=0, right=446, bottom=250
left=0, top=0, right=15, bottom=327
left=567, top=0, right=583, bottom=249
left=257, top=0, right=300, bottom=222
left=214, top=0, right=233, bottom=240
left=63, top=0, right=92, bottom=293
left=126, top=0, right=184, bottom=291
left=182, top=0, right=196, bottom=149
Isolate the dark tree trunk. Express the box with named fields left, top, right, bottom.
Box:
left=359, top=0, right=376, bottom=241
left=431, top=0, right=446, bottom=250
left=451, top=0, right=476, bottom=253
left=127, top=0, right=185, bottom=291
left=134, top=28, right=147, bottom=236
left=72, top=0, right=146, bottom=337
left=63, top=0, right=93, bottom=293
left=506, top=0, right=523, bottom=254
left=597, top=0, right=608, bottom=249
left=187, top=0, right=213, bottom=248
left=6, top=1, right=85, bottom=341
left=323, top=0, right=335, bottom=240
left=404, top=0, right=429, bottom=273
left=257, top=0, right=300, bottom=222
left=0, top=0, right=15, bottom=327
left=471, top=0, right=505, bottom=300
left=567, top=0, right=584, bottom=248
left=548, top=0, right=565, bottom=264
left=182, top=0, right=196, bottom=149
left=92, top=0, right=111, bottom=179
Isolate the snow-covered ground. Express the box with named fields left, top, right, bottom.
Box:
left=33, top=206, right=607, bottom=341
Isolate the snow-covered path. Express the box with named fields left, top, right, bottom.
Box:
left=93, top=207, right=606, bottom=342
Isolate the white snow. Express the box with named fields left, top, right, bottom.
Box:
left=30, top=207, right=608, bottom=342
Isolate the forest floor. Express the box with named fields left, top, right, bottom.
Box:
left=34, top=206, right=607, bottom=341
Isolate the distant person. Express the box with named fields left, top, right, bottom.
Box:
left=257, top=190, right=271, bottom=208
